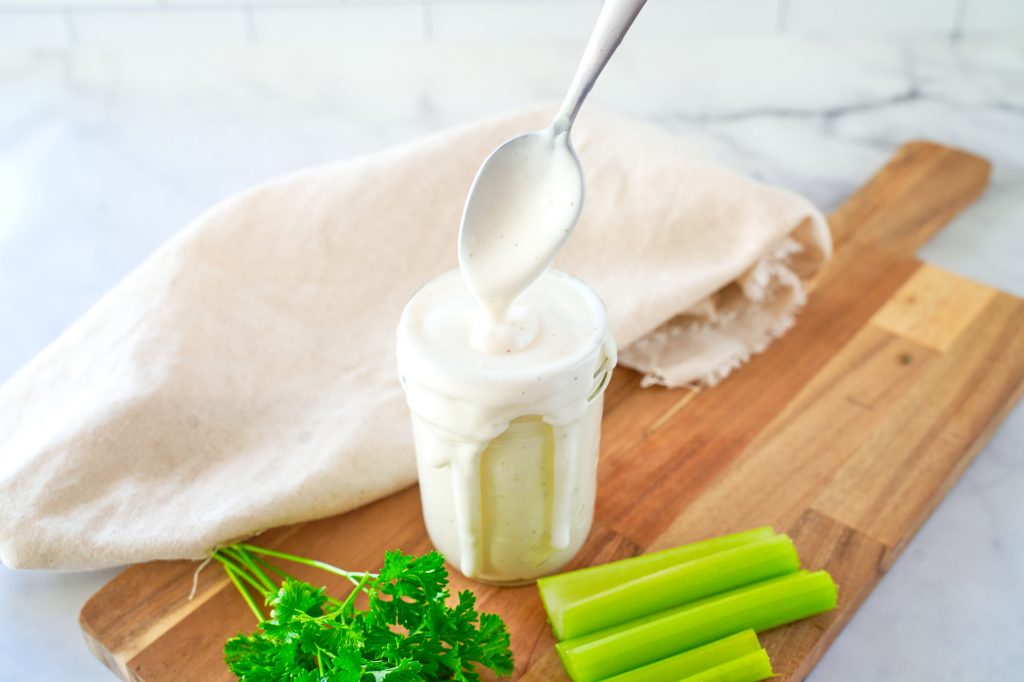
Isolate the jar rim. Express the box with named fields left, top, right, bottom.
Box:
left=396, top=268, right=613, bottom=394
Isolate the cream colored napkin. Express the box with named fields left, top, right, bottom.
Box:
left=0, top=107, right=829, bottom=570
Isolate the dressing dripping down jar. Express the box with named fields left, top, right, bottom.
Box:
left=397, top=269, right=615, bottom=584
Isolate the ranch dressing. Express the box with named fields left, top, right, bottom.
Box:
left=458, top=127, right=584, bottom=352
left=397, top=127, right=614, bottom=583
left=398, top=270, right=614, bottom=582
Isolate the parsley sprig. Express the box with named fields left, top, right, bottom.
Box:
left=213, top=544, right=514, bottom=681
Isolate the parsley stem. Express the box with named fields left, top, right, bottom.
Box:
left=222, top=547, right=276, bottom=594
left=317, top=573, right=371, bottom=621
left=250, top=554, right=294, bottom=583
left=343, top=573, right=370, bottom=610
left=235, top=543, right=377, bottom=587
left=214, top=554, right=269, bottom=600
left=219, top=558, right=264, bottom=621
left=221, top=546, right=347, bottom=608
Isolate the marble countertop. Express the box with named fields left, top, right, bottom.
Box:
left=1, top=36, right=1022, bottom=681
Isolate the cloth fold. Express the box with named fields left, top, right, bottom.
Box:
left=0, top=106, right=830, bottom=570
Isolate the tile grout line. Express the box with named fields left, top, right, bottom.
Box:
left=243, top=1, right=256, bottom=44
left=422, top=0, right=433, bottom=42
left=62, top=5, right=78, bottom=46
left=776, top=0, right=788, bottom=35
left=951, top=0, right=968, bottom=41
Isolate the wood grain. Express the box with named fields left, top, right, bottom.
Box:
left=80, top=142, right=1022, bottom=682
left=828, top=139, right=990, bottom=253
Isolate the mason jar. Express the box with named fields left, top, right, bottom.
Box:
left=397, top=269, right=615, bottom=584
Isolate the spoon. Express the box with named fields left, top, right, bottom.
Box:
left=458, top=0, right=648, bottom=337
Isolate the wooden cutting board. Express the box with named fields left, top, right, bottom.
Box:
left=80, top=141, right=1024, bottom=682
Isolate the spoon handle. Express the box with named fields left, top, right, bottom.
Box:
left=553, top=0, right=648, bottom=133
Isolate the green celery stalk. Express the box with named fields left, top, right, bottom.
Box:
left=601, top=629, right=762, bottom=682
left=555, top=534, right=799, bottom=640
left=679, top=649, right=774, bottom=682
left=538, top=527, right=776, bottom=631
left=556, top=570, right=837, bottom=682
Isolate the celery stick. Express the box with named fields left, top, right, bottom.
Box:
left=556, top=534, right=799, bottom=640
left=679, top=649, right=773, bottom=682
left=538, top=527, right=776, bottom=629
left=556, top=570, right=837, bottom=682
left=601, top=629, right=762, bottom=682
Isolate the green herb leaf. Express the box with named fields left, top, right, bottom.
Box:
left=219, top=545, right=513, bottom=682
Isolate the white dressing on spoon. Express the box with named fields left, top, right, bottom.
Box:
left=458, top=0, right=648, bottom=350
left=458, top=127, right=584, bottom=353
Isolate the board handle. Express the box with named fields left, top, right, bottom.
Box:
left=829, top=141, right=991, bottom=255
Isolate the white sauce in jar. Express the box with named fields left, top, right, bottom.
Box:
left=397, top=270, right=614, bottom=581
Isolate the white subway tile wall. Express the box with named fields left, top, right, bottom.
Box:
left=71, top=8, right=248, bottom=46
left=963, top=0, right=1024, bottom=32
left=628, top=0, right=781, bottom=39
left=785, top=0, right=961, bottom=35
left=431, top=0, right=601, bottom=41
left=0, top=0, right=154, bottom=6
left=0, top=0, right=1020, bottom=48
left=0, top=10, right=68, bottom=46
left=253, top=4, right=425, bottom=43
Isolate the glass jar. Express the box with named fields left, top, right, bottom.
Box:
left=397, top=269, right=615, bottom=584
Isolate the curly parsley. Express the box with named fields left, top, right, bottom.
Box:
left=214, top=544, right=513, bottom=681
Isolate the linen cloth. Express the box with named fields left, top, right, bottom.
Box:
left=0, top=107, right=830, bottom=570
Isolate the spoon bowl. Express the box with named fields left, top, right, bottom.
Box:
left=458, top=126, right=584, bottom=325
left=457, top=0, right=646, bottom=338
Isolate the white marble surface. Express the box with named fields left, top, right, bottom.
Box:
left=1, top=35, right=1023, bottom=681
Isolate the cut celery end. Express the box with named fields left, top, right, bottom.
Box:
left=679, top=648, right=774, bottom=682
left=538, top=527, right=776, bottom=638
left=558, top=534, right=799, bottom=640
left=556, top=570, right=837, bottom=682
left=600, top=629, right=762, bottom=682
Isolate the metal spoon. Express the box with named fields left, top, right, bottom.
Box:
left=458, top=0, right=648, bottom=326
